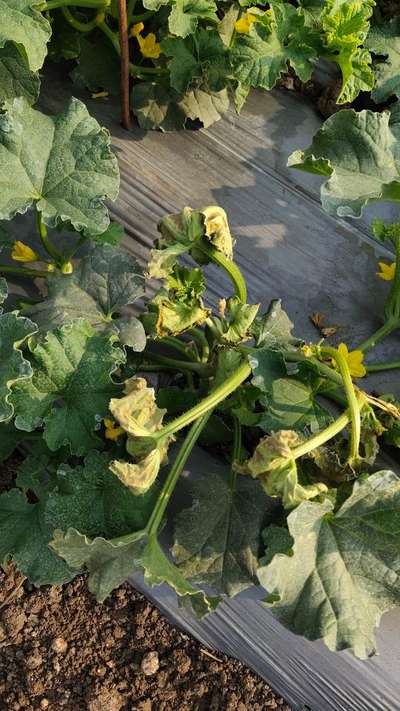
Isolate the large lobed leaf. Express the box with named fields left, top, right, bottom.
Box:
left=0, top=310, right=37, bottom=422
left=0, top=42, right=40, bottom=104
left=0, top=97, right=119, bottom=235
left=51, top=526, right=220, bottom=613
left=0, top=0, right=51, bottom=71
left=172, top=471, right=274, bottom=596
left=258, top=471, right=400, bottom=658
left=366, top=18, right=400, bottom=103
left=288, top=109, right=400, bottom=217
left=23, top=244, right=146, bottom=350
left=11, top=319, right=125, bottom=454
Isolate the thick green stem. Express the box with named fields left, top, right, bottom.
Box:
left=61, top=6, right=100, bottom=31
left=35, top=209, right=63, bottom=264
left=158, top=336, right=198, bottom=361
left=357, top=318, right=400, bottom=353
left=189, top=328, right=210, bottom=362
left=320, top=346, right=361, bottom=464
left=155, top=360, right=251, bottom=441
left=41, top=0, right=107, bottom=8
left=145, top=352, right=210, bottom=375
left=366, top=360, right=400, bottom=372
left=147, top=412, right=212, bottom=535
left=197, top=241, right=247, bottom=303
left=289, top=412, right=350, bottom=461
left=0, top=265, right=50, bottom=278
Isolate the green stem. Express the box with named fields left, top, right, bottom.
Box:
left=158, top=336, right=197, bottom=361
left=145, top=352, right=210, bottom=375
left=197, top=241, right=247, bottom=303
left=356, top=318, right=400, bottom=353
left=366, top=360, right=400, bottom=372
left=61, top=6, right=100, bottom=31
left=189, top=328, right=210, bottom=362
left=35, top=209, right=62, bottom=264
left=147, top=412, right=212, bottom=535
left=41, top=0, right=107, bottom=8
left=127, top=0, right=137, bottom=22
left=320, top=346, right=361, bottom=464
left=155, top=360, right=251, bottom=442
left=130, top=10, right=153, bottom=21
left=289, top=412, right=350, bottom=461
left=0, top=264, right=50, bottom=278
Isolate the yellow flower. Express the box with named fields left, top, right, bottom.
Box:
left=11, top=241, right=39, bottom=263
left=235, top=12, right=257, bottom=34
left=131, top=21, right=144, bottom=37
left=336, top=343, right=366, bottom=379
left=376, top=261, right=396, bottom=281
left=137, top=32, right=161, bottom=59
left=47, top=263, right=56, bottom=272
left=103, top=418, right=125, bottom=441
left=302, top=344, right=314, bottom=358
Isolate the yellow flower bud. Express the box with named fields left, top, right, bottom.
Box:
left=47, top=263, right=56, bottom=272
left=61, top=261, right=73, bottom=275
left=11, top=241, right=39, bottom=263
left=131, top=21, right=144, bottom=37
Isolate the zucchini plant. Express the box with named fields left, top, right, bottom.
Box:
left=1, top=116, right=400, bottom=655
left=0, top=0, right=395, bottom=130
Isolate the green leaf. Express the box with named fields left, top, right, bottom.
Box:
left=231, top=2, right=320, bottom=90
left=251, top=299, right=295, bottom=348
left=22, top=244, right=146, bottom=350
left=143, top=0, right=170, bottom=9
left=260, top=524, right=293, bottom=567
left=0, top=0, right=51, bottom=71
left=162, top=28, right=230, bottom=93
left=11, top=319, right=125, bottom=455
left=179, top=88, right=230, bottom=128
left=321, top=0, right=374, bottom=103
left=45, top=451, right=157, bottom=539
left=47, top=9, right=81, bottom=61
left=215, top=296, right=260, bottom=344
left=0, top=489, right=75, bottom=586
left=172, top=471, right=272, bottom=596
left=0, top=277, right=7, bottom=311
left=51, top=526, right=220, bottom=612
left=91, top=221, right=125, bottom=246
left=0, top=421, right=27, bottom=462
left=259, top=377, right=332, bottom=433
left=288, top=109, right=400, bottom=218
left=169, top=0, right=218, bottom=38
left=131, top=82, right=187, bottom=131
left=70, top=36, right=120, bottom=96
left=0, top=97, right=120, bottom=235
left=249, top=348, right=286, bottom=392
left=366, top=18, right=400, bottom=103
left=0, top=312, right=37, bottom=422
left=257, top=470, right=400, bottom=658
left=0, top=42, right=40, bottom=104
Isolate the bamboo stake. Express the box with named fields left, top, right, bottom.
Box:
left=118, top=0, right=131, bottom=129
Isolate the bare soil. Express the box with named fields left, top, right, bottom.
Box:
left=0, top=456, right=292, bottom=711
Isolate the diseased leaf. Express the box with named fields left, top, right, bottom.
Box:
left=214, top=296, right=260, bottom=344
left=366, top=18, right=400, bottom=102
left=258, top=471, right=400, bottom=658
left=251, top=299, right=295, bottom=348
left=22, top=244, right=146, bottom=349
left=11, top=320, right=125, bottom=455
left=168, top=0, right=218, bottom=38
left=131, top=82, right=187, bottom=131
left=0, top=97, right=119, bottom=235
left=0, top=312, right=37, bottom=422
left=179, top=88, right=230, bottom=128
left=0, top=0, right=51, bottom=71
left=0, top=42, right=40, bottom=104
left=288, top=110, right=400, bottom=218
left=51, top=526, right=220, bottom=613
left=0, top=489, right=74, bottom=586
left=45, top=451, right=157, bottom=539
left=231, top=2, right=320, bottom=90
left=172, top=472, right=273, bottom=596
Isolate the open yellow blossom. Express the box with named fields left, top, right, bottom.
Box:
left=103, top=418, right=125, bottom=441
left=11, top=241, right=39, bottom=263
left=336, top=343, right=366, bottom=379
left=131, top=21, right=144, bottom=37
left=137, top=32, right=161, bottom=59
left=376, top=261, right=396, bottom=281
left=235, top=13, right=257, bottom=34
left=302, top=344, right=314, bottom=358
